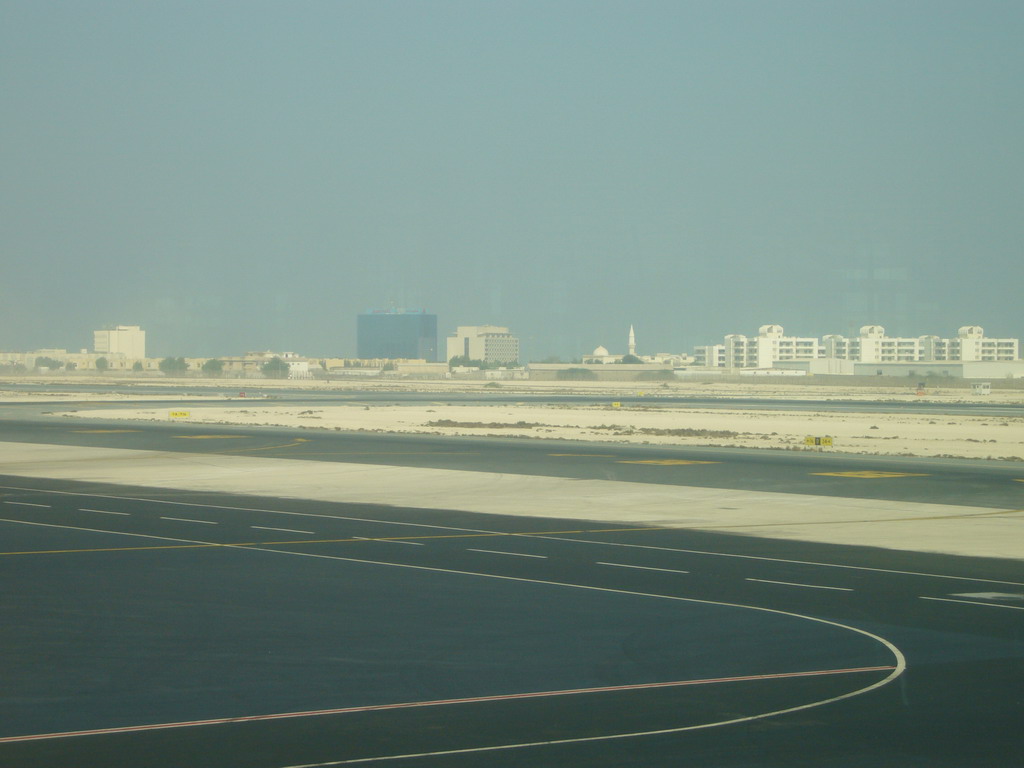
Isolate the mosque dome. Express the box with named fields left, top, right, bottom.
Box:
left=592, top=345, right=609, bottom=356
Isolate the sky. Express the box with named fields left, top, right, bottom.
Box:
left=2, top=0, right=1022, bottom=360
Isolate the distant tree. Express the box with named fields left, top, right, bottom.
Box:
left=158, top=357, right=188, bottom=375
left=66, top=361, right=78, bottom=371
left=261, top=357, right=290, bottom=379
left=94, top=357, right=109, bottom=372
left=381, top=361, right=396, bottom=372
left=34, top=356, right=64, bottom=371
left=618, top=354, right=644, bottom=364
left=0, top=362, right=28, bottom=375
left=202, top=358, right=225, bottom=377
left=449, top=355, right=505, bottom=370
left=132, top=361, right=144, bottom=372
left=556, top=367, right=597, bottom=381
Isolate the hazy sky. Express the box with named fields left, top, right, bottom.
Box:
left=3, top=1, right=1022, bottom=360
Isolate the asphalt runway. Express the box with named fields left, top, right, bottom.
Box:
left=0, top=418, right=1022, bottom=766
left=1, top=417, right=1023, bottom=510
left=0, top=478, right=1022, bottom=767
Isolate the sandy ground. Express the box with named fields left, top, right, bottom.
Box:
left=2, top=440, right=1021, bottom=560
left=60, top=402, right=1024, bottom=461
left=0, top=389, right=223, bottom=403
left=6, top=380, right=1023, bottom=559
left=4, top=374, right=1024, bottom=402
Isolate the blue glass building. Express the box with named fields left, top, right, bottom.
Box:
left=356, top=309, right=438, bottom=361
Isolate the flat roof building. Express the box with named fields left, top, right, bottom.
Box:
left=357, top=309, right=437, bottom=362
left=446, top=325, right=519, bottom=364
left=694, top=324, right=1019, bottom=370
left=93, top=325, right=145, bottom=359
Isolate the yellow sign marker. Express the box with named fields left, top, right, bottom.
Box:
left=172, top=435, right=250, bottom=440
left=617, top=459, right=720, bottom=466
left=811, top=471, right=928, bottom=479
left=804, top=436, right=834, bottom=447
left=169, top=411, right=190, bottom=419
left=611, top=402, right=621, bottom=408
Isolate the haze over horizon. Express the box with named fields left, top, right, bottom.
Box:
left=3, top=1, right=1022, bottom=360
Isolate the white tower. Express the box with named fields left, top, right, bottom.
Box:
left=628, top=325, right=636, bottom=356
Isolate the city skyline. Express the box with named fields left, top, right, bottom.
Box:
left=3, top=2, right=1022, bottom=360
left=3, top=318, right=1020, bottom=369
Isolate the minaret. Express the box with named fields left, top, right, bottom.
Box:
left=628, top=325, right=636, bottom=356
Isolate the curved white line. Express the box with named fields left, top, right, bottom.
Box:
left=0, top=510, right=908, bottom=760
left=242, top=545, right=907, bottom=767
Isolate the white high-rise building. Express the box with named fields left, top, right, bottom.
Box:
left=694, top=325, right=822, bottom=369
left=93, top=325, right=146, bottom=359
left=695, top=324, right=1019, bottom=369
left=823, top=325, right=1018, bottom=363
left=446, top=326, right=520, bottom=364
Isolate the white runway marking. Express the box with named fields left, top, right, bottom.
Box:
left=0, top=512, right=906, bottom=758
left=746, top=578, right=853, bottom=592
left=79, top=508, right=130, bottom=516
left=0, top=665, right=895, bottom=745
left=950, top=591, right=1024, bottom=601
left=159, top=516, right=218, bottom=525
left=920, top=595, right=1024, bottom=611
left=251, top=526, right=315, bottom=534
left=354, top=537, right=423, bottom=546
left=468, top=549, right=547, bottom=558
left=597, top=562, right=690, bottom=575
left=3, top=483, right=1021, bottom=586
left=3, top=501, right=50, bottom=508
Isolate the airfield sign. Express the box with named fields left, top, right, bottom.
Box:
left=804, top=435, right=833, bottom=447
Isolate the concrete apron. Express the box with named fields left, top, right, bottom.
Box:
left=0, top=440, right=1020, bottom=561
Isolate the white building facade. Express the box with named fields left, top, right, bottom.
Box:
left=446, top=326, right=520, bottom=364
left=823, top=325, right=1019, bottom=364
left=93, top=325, right=146, bottom=360
left=695, top=325, right=1019, bottom=369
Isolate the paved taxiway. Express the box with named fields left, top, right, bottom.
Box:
left=1, top=479, right=1022, bottom=767
left=3, top=417, right=1024, bottom=510
left=0, top=417, right=1021, bottom=766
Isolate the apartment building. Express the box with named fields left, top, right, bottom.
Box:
left=446, top=325, right=520, bottom=364
left=824, top=325, right=1019, bottom=363
left=695, top=324, right=1019, bottom=369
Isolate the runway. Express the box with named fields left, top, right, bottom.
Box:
left=3, top=417, right=1024, bottom=511
left=0, top=418, right=1021, bottom=766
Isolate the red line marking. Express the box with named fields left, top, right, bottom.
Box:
left=0, top=665, right=895, bottom=744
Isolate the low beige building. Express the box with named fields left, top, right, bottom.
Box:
left=446, top=326, right=520, bottom=364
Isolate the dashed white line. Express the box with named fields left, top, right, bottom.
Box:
left=597, top=562, right=690, bottom=575
left=251, top=526, right=315, bottom=535
left=4, top=484, right=1018, bottom=590
left=354, top=537, right=423, bottom=546
left=746, top=578, right=853, bottom=592
left=920, top=596, right=1024, bottom=611
left=159, top=516, right=218, bottom=525
left=79, top=508, right=130, bottom=516
left=467, top=549, right=547, bottom=559
left=3, top=501, right=50, bottom=508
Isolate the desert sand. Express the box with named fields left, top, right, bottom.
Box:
left=58, top=400, right=1024, bottom=461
